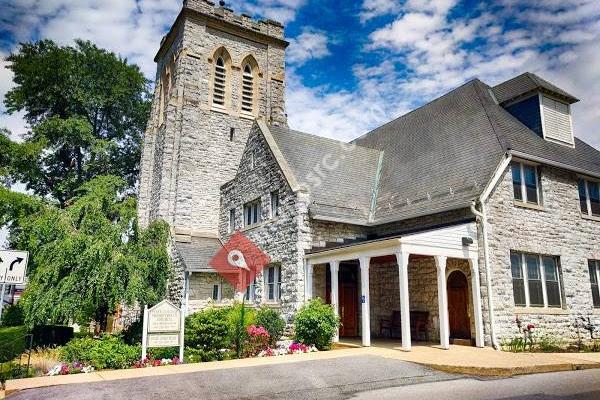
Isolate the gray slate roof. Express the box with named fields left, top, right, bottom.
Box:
left=175, top=236, right=223, bottom=272
left=270, top=125, right=382, bottom=224
left=268, top=73, right=600, bottom=226
left=492, top=72, right=579, bottom=104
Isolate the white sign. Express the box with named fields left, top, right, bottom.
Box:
left=148, top=301, right=181, bottom=333
left=147, top=333, right=180, bottom=348
left=141, top=300, right=185, bottom=360
left=0, top=250, right=29, bottom=284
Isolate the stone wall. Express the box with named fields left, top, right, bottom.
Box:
left=138, top=0, right=287, bottom=233
left=219, top=124, right=309, bottom=321
left=485, top=163, right=600, bottom=344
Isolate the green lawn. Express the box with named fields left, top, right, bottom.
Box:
left=0, top=326, right=28, bottom=363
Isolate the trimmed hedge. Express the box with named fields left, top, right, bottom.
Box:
left=294, top=299, right=339, bottom=350
left=60, top=334, right=140, bottom=370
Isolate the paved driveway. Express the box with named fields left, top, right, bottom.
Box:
left=8, top=355, right=457, bottom=400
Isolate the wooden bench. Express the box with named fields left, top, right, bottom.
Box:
left=379, top=310, right=429, bottom=342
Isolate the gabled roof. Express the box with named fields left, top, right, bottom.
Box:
left=353, top=80, right=506, bottom=223
left=175, top=236, right=223, bottom=272
left=256, top=74, right=600, bottom=227
left=268, top=125, right=383, bottom=224
left=492, top=72, right=579, bottom=104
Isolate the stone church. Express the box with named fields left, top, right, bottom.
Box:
left=139, top=0, right=600, bottom=349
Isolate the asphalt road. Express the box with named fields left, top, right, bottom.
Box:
left=8, top=355, right=600, bottom=400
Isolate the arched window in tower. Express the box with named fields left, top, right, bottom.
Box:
left=213, top=57, right=227, bottom=107
left=241, top=64, right=254, bottom=114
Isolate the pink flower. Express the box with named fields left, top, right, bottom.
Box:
left=247, top=325, right=270, bottom=338
left=527, top=324, right=535, bottom=330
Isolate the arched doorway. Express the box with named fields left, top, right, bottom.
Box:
left=447, top=270, right=471, bottom=340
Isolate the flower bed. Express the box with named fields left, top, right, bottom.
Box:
left=258, top=340, right=318, bottom=357
left=47, top=361, right=94, bottom=376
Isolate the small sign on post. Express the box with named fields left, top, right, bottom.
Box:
left=141, top=300, right=184, bottom=361
left=0, top=250, right=29, bottom=323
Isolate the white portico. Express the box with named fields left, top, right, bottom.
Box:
left=304, top=222, right=484, bottom=350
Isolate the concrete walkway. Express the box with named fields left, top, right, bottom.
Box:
left=4, top=343, right=600, bottom=397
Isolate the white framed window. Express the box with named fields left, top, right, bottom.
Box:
left=228, top=209, right=236, bottom=233
left=212, top=283, right=222, bottom=301
left=244, top=277, right=258, bottom=302
left=578, top=179, right=600, bottom=217
left=241, top=64, right=254, bottom=114
left=265, top=265, right=281, bottom=302
left=589, top=260, right=600, bottom=308
left=511, top=161, right=542, bottom=205
left=270, top=191, right=280, bottom=218
left=213, top=56, right=227, bottom=107
left=244, top=199, right=261, bottom=227
left=510, top=252, right=562, bottom=308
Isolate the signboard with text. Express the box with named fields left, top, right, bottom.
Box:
left=0, top=250, right=29, bottom=284
left=141, top=300, right=184, bottom=360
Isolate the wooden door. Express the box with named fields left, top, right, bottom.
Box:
left=339, top=282, right=358, bottom=337
left=447, top=270, right=471, bottom=339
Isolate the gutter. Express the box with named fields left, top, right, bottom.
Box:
left=471, top=152, right=512, bottom=350
left=510, top=150, right=600, bottom=180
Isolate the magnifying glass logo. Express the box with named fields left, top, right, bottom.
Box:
left=227, top=249, right=250, bottom=271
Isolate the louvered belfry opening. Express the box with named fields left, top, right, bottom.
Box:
left=242, top=64, right=254, bottom=113
left=213, top=57, right=226, bottom=106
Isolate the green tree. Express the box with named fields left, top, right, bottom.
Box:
left=3, top=39, right=150, bottom=206
left=0, top=175, right=171, bottom=331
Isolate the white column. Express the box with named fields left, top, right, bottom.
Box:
left=395, top=250, right=411, bottom=351
left=435, top=255, right=450, bottom=350
left=305, top=262, right=314, bottom=301
left=469, top=258, right=485, bottom=348
left=329, top=261, right=340, bottom=342
left=359, top=256, right=371, bottom=347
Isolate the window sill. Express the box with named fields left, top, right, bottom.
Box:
left=581, top=213, right=600, bottom=222
left=241, top=222, right=265, bottom=232
left=514, top=307, right=569, bottom=315
left=262, top=301, right=281, bottom=308
left=513, top=201, right=545, bottom=211
left=210, top=105, right=229, bottom=115
left=240, top=112, right=256, bottom=121
left=593, top=308, right=600, bottom=315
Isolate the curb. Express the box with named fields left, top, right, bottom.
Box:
left=421, top=362, right=600, bottom=377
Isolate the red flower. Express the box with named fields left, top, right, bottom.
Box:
left=527, top=323, right=535, bottom=330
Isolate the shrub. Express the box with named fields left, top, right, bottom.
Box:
left=1, top=303, right=25, bottom=327
left=256, top=307, right=286, bottom=345
left=244, top=325, right=270, bottom=357
left=185, top=307, right=232, bottom=361
left=148, top=346, right=179, bottom=360
left=31, top=325, right=74, bottom=347
left=60, top=334, right=140, bottom=370
left=227, top=303, right=256, bottom=358
left=294, top=299, right=339, bottom=350
left=0, top=326, right=28, bottom=363
left=122, top=319, right=143, bottom=345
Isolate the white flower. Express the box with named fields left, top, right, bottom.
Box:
left=82, top=366, right=95, bottom=374
left=46, top=363, right=63, bottom=376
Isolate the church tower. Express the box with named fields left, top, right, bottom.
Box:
left=138, top=0, right=288, bottom=237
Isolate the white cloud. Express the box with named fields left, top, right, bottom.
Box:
left=359, top=0, right=400, bottom=22
left=287, top=28, right=331, bottom=65
left=239, top=0, right=307, bottom=24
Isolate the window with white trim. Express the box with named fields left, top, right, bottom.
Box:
left=265, top=265, right=281, bottom=301
left=270, top=191, right=280, bottom=218
left=243, top=199, right=261, bottom=227
left=213, top=56, right=226, bottom=107
left=589, top=260, right=600, bottom=308
left=578, top=179, right=600, bottom=217
left=241, top=64, right=254, bottom=114
left=212, top=283, right=222, bottom=301
left=244, top=277, right=257, bottom=302
left=510, top=252, right=562, bottom=308
left=511, top=161, right=542, bottom=205
left=228, top=209, right=235, bottom=233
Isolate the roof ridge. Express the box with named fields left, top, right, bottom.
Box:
left=351, top=78, right=483, bottom=144
left=270, top=124, right=379, bottom=153
left=472, top=80, right=512, bottom=152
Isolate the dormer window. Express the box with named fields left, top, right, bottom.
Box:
left=540, top=95, right=574, bottom=146
left=493, top=73, right=578, bottom=148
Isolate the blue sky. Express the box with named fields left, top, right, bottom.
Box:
left=0, top=0, right=599, bottom=146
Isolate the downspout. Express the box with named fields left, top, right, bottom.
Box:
left=471, top=201, right=499, bottom=350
